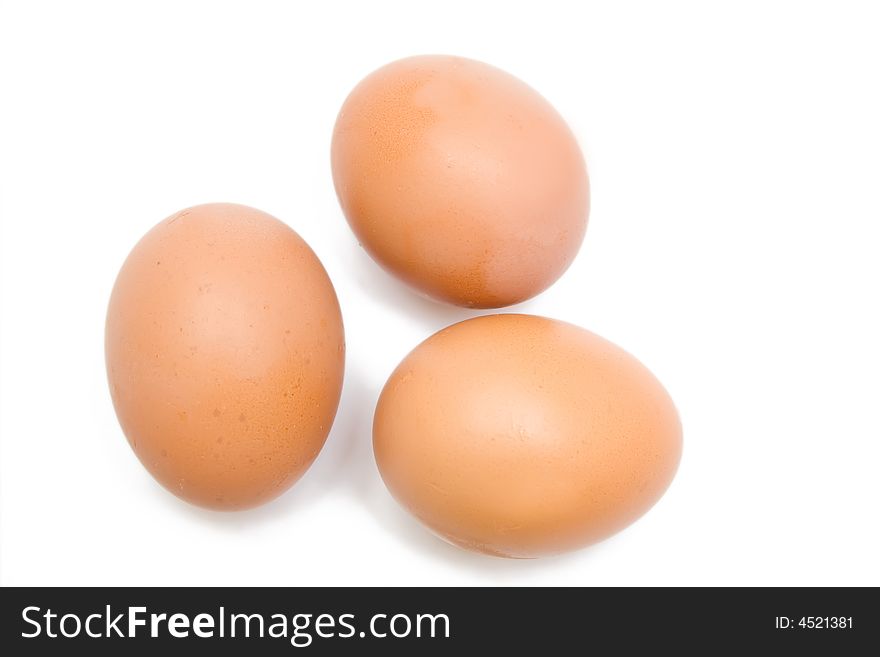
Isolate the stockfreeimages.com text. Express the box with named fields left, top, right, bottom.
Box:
left=22, top=605, right=450, bottom=647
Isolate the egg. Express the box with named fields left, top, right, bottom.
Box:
left=332, top=55, right=589, bottom=308
left=373, top=314, right=681, bottom=557
left=105, top=203, right=345, bottom=510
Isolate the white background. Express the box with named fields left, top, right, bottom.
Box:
left=1, top=0, right=878, bottom=586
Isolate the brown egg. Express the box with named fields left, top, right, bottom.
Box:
left=332, top=55, right=589, bottom=308
left=373, top=314, right=681, bottom=557
left=105, top=203, right=345, bottom=510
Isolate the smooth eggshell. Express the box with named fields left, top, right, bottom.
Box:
left=106, top=203, right=345, bottom=510
left=332, top=55, right=589, bottom=308
left=373, top=314, right=681, bottom=557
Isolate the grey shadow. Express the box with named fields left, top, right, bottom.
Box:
left=149, top=366, right=373, bottom=532
left=359, top=480, right=591, bottom=579
left=342, top=239, right=535, bottom=332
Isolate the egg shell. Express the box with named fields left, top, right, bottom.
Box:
left=105, top=203, right=345, bottom=510
left=373, top=314, right=681, bottom=557
left=332, top=55, right=589, bottom=308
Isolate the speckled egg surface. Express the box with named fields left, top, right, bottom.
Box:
left=332, top=55, right=589, bottom=308
left=373, top=314, right=681, bottom=557
left=105, top=203, right=345, bottom=510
